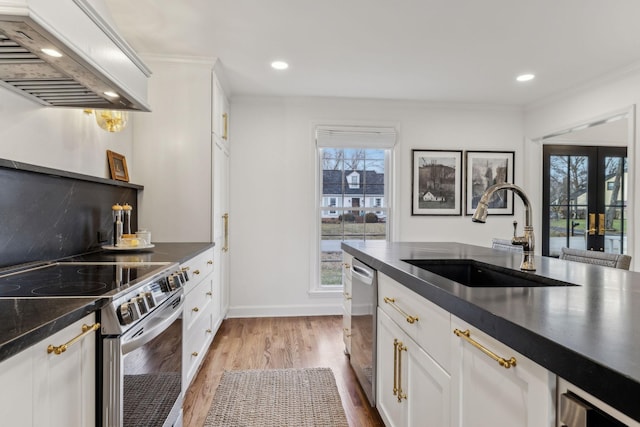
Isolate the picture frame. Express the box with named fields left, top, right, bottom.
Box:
left=412, top=149, right=463, bottom=215
left=107, top=150, right=129, bottom=182
left=465, top=151, right=514, bottom=215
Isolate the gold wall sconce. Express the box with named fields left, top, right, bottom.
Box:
left=84, top=109, right=129, bottom=132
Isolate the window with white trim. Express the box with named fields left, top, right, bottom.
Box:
left=315, top=126, right=395, bottom=290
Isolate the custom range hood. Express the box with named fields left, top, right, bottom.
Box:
left=0, top=0, right=151, bottom=111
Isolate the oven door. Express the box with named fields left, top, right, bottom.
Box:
left=102, top=292, right=184, bottom=427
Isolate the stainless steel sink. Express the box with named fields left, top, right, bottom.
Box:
left=402, top=259, right=577, bottom=288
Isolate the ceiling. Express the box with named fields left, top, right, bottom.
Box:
left=104, top=0, right=640, bottom=106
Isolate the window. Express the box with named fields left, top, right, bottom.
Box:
left=314, top=125, right=395, bottom=291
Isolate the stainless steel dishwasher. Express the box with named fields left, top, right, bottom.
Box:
left=350, top=258, right=377, bottom=406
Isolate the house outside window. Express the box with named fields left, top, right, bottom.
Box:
left=314, top=125, right=396, bottom=292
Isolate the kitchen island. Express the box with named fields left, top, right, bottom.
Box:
left=343, top=241, right=640, bottom=423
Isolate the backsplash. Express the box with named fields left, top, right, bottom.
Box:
left=0, top=159, right=141, bottom=268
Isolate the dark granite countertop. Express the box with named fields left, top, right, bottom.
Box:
left=342, top=241, right=640, bottom=422
left=0, top=242, right=214, bottom=363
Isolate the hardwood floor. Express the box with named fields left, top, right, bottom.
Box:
left=182, top=316, right=385, bottom=427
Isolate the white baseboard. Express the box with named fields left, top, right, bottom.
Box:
left=226, top=303, right=343, bottom=318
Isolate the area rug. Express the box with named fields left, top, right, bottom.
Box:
left=203, top=367, right=349, bottom=427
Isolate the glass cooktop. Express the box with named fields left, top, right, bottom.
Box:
left=0, top=262, right=171, bottom=298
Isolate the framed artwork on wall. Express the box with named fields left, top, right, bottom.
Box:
left=465, top=151, right=514, bottom=215
left=107, top=150, right=130, bottom=182
left=411, top=149, right=463, bottom=215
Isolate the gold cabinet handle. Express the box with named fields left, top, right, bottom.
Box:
left=343, top=328, right=352, bottom=338
left=598, top=213, right=605, bottom=236
left=192, top=351, right=199, bottom=357
left=393, top=339, right=407, bottom=401
left=192, top=307, right=199, bottom=312
left=182, top=266, right=190, bottom=271
left=222, top=213, right=229, bottom=252
left=343, top=292, right=352, bottom=300
left=193, top=269, right=201, bottom=275
left=222, top=112, right=228, bottom=140
left=343, top=263, right=351, bottom=269
left=206, top=329, right=212, bottom=334
left=207, top=260, right=213, bottom=265
left=453, top=329, right=516, bottom=369
left=206, top=291, right=213, bottom=296
left=588, top=213, right=596, bottom=235
left=47, top=323, right=100, bottom=355
left=384, top=297, right=419, bottom=324
left=397, top=341, right=407, bottom=402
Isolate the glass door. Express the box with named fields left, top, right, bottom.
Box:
left=542, top=145, right=627, bottom=256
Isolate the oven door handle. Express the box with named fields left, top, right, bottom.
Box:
left=121, top=295, right=184, bottom=354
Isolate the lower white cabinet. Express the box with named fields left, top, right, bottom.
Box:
left=377, top=308, right=451, bottom=427
left=0, top=313, right=98, bottom=427
left=182, top=248, right=221, bottom=390
left=450, top=315, right=556, bottom=427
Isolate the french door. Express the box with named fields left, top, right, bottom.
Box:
left=542, top=145, right=627, bottom=257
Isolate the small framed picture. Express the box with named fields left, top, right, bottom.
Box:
left=412, top=149, right=463, bottom=215
left=107, top=150, right=129, bottom=182
left=465, top=151, right=514, bottom=215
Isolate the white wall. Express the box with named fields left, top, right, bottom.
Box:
left=0, top=86, right=134, bottom=178
left=229, top=96, right=524, bottom=316
left=523, top=70, right=640, bottom=270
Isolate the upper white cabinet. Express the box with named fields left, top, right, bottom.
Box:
left=450, top=315, right=556, bottom=427
left=212, top=73, right=230, bottom=144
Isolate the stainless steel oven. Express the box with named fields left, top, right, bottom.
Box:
left=101, top=264, right=188, bottom=427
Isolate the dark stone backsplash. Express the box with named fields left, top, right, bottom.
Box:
left=0, top=159, right=141, bottom=268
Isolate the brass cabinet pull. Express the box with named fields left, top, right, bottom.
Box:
left=206, top=329, right=212, bottom=333
left=598, top=213, right=605, bottom=236
left=222, top=213, right=229, bottom=252
left=453, top=329, right=516, bottom=369
left=588, top=213, right=596, bottom=235
left=222, top=112, right=228, bottom=140
left=192, top=351, right=199, bottom=357
left=193, top=269, right=200, bottom=275
left=206, top=291, right=213, bottom=296
left=343, top=263, right=351, bottom=269
left=343, top=328, right=352, bottom=338
left=207, top=260, right=213, bottom=265
left=393, top=339, right=399, bottom=396
left=192, top=307, right=199, bottom=312
left=392, top=339, right=407, bottom=401
left=343, top=292, right=352, bottom=300
left=47, top=323, right=100, bottom=355
left=384, top=297, right=419, bottom=324
left=396, top=341, right=407, bottom=402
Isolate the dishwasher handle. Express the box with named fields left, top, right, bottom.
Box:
left=351, top=262, right=375, bottom=285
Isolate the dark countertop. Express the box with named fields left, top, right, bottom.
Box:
left=342, top=241, right=640, bottom=422
left=0, top=242, right=214, bottom=363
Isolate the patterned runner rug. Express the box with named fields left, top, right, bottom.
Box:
left=203, top=367, right=349, bottom=427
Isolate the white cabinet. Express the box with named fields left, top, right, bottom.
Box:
left=342, top=251, right=353, bottom=354
left=182, top=247, right=218, bottom=390
left=131, top=58, right=214, bottom=242
left=377, top=309, right=451, bottom=427
left=213, top=137, right=230, bottom=315
left=212, top=73, right=230, bottom=145
left=0, top=313, right=98, bottom=427
left=376, top=273, right=451, bottom=427
left=450, top=315, right=556, bottom=427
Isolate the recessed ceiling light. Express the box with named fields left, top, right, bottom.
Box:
left=41, top=48, right=62, bottom=58
left=103, top=91, right=120, bottom=98
left=271, top=61, right=289, bottom=70
left=516, top=73, right=535, bottom=82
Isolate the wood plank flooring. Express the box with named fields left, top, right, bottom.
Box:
left=182, top=316, right=385, bottom=427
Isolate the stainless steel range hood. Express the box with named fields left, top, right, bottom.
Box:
left=0, top=0, right=151, bottom=111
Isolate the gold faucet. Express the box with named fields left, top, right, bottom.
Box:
left=472, top=183, right=536, bottom=271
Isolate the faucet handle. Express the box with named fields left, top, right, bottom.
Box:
left=512, top=220, right=518, bottom=237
